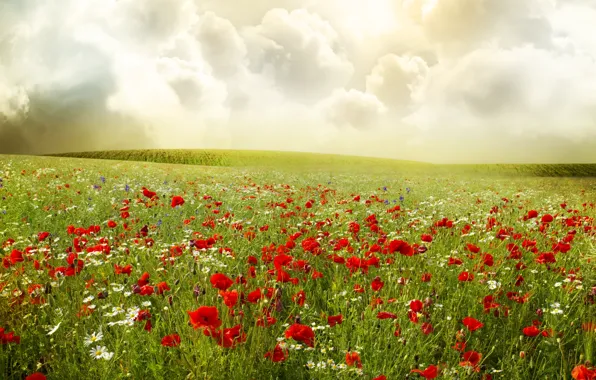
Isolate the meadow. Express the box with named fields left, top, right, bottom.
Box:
left=0, top=151, right=595, bottom=380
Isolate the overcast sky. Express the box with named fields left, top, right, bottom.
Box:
left=1, top=0, right=596, bottom=163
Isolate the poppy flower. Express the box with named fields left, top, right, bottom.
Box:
left=247, top=288, right=262, bottom=303
left=571, top=365, right=596, bottom=380
left=265, top=343, right=289, bottom=362
left=219, top=290, right=239, bottom=308
left=156, top=282, right=170, bottom=295
left=285, top=323, right=315, bottom=347
left=142, top=187, right=157, bottom=199
left=171, top=196, right=185, bottom=208
left=210, top=273, right=234, bottom=291
left=345, top=351, right=362, bottom=368
left=292, top=290, right=306, bottom=307
left=328, top=314, right=343, bottom=327
left=25, top=374, right=46, bottom=380
left=522, top=326, right=541, bottom=337
left=161, top=334, right=181, bottom=347
left=541, top=214, right=554, bottom=223
left=460, top=350, right=482, bottom=371
left=421, top=273, right=432, bottom=282
left=187, top=306, right=222, bottom=330
left=377, top=311, right=397, bottom=320
left=205, top=324, right=246, bottom=348
left=107, top=220, right=117, bottom=228
left=137, top=272, right=150, bottom=287
left=458, top=271, right=474, bottom=282
left=411, top=364, right=438, bottom=379
left=371, top=276, right=384, bottom=291
left=462, top=317, right=484, bottom=332
left=373, top=376, right=387, bottom=380
left=410, top=300, right=423, bottom=312
left=421, top=322, right=434, bottom=335
left=421, top=234, right=433, bottom=243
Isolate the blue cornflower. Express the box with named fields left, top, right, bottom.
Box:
left=125, top=184, right=130, bottom=192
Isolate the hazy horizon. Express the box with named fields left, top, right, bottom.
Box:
left=2, top=0, right=596, bottom=163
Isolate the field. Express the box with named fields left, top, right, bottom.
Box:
left=0, top=152, right=595, bottom=380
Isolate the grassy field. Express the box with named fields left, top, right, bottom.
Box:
left=0, top=153, right=595, bottom=380
left=48, top=149, right=596, bottom=177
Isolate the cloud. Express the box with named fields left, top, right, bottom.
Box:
left=366, top=54, right=428, bottom=111
left=243, top=9, right=354, bottom=102
left=0, top=0, right=595, bottom=163
left=405, top=46, right=596, bottom=147
left=320, top=89, right=387, bottom=130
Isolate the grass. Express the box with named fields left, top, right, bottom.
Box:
left=47, top=149, right=596, bottom=177
left=0, top=153, right=594, bottom=380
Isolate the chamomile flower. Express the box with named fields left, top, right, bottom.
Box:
left=90, top=345, right=113, bottom=360
left=84, top=331, right=103, bottom=346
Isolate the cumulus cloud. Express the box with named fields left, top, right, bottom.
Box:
left=366, top=54, right=428, bottom=112
left=243, top=9, right=354, bottom=102
left=320, top=89, right=387, bottom=130
left=0, top=0, right=595, bottom=163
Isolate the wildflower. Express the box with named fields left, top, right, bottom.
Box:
left=90, top=345, right=113, bottom=360
left=84, top=331, right=103, bottom=346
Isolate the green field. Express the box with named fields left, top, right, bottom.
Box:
left=49, top=149, right=596, bottom=177
left=0, top=152, right=595, bottom=380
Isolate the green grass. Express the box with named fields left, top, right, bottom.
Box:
left=0, top=154, right=595, bottom=380
left=46, top=149, right=596, bottom=177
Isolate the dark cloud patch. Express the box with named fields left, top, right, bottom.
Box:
left=0, top=79, right=155, bottom=155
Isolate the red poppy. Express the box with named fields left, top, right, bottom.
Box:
left=377, top=311, right=397, bottom=320
left=371, top=276, right=384, bottom=291
left=328, top=314, right=343, bottom=327
left=460, top=350, right=482, bottom=371
left=265, top=343, right=289, bottom=362
left=247, top=288, right=262, bottom=303
left=137, top=272, right=150, bottom=287
left=107, top=220, right=117, bottom=228
left=410, top=300, right=423, bottom=312
left=171, top=195, right=185, bottom=208
left=161, top=334, right=181, bottom=347
left=285, top=323, right=315, bottom=347
left=466, top=243, right=481, bottom=253
left=25, top=374, right=46, bottom=380
left=571, top=365, right=596, bottom=380
left=0, top=327, right=20, bottom=344
left=522, top=326, right=541, bottom=337
left=210, top=273, right=234, bottom=291
left=411, top=364, right=438, bottom=379
left=114, top=264, right=132, bottom=276
left=205, top=324, right=246, bottom=348
left=421, top=234, right=433, bottom=243
left=38, top=232, right=50, bottom=241
left=187, top=306, right=222, bottom=330
left=421, top=322, right=434, bottom=335
left=458, top=271, right=474, bottom=282
left=345, top=351, right=363, bottom=368
left=142, top=187, right=157, bottom=199
left=462, top=317, right=484, bottom=332
left=292, top=290, right=307, bottom=307
left=541, top=214, right=554, bottom=223
left=373, top=376, right=387, bottom=380
left=156, top=282, right=170, bottom=295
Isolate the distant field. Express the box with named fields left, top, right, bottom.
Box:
left=48, top=149, right=596, bottom=177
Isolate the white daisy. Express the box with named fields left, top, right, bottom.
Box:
left=84, top=331, right=103, bottom=346
left=90, top=345, right=113, bottom=360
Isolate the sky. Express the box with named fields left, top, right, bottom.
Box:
left=1, top=0, right=596, bottom=163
